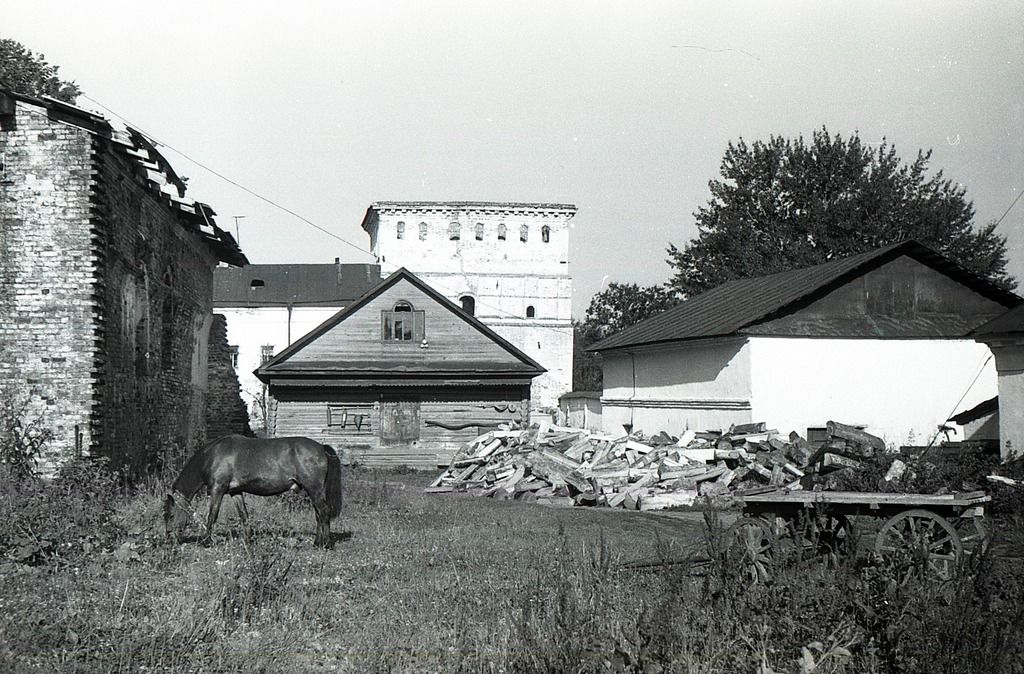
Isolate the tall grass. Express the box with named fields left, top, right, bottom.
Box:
left=0, top=460, right=1022, bottom=673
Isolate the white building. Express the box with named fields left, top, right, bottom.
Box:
left=588, top=241, right=1021, bottom=448
left=213, top=261, right=381, bottom=430
left=360, top=201, right=577, bottom=411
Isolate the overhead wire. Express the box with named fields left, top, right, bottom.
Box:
left=72, top=94, right=579, bottom=338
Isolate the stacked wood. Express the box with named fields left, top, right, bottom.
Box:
left=426, top=419, right=886, bottom=511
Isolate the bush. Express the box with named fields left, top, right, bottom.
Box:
left=0, top=457, right=125, bottom=566
left=0, top=398, right=53, bottom=481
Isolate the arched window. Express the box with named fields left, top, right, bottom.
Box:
left=396, top=221, right=405, bottom=239
left=449, top=221, right=461, bottom=240
left=520, top=224, right=529, bottom=242
left=249, top=279, right=265, bottom=289
left=419, top=222, right=428, bottom=240
left=526, top=305, right=536, bottom=318
left=382, top=301, right=424, bottom=342
left=541, top=225, right=550, bottom=243
left=475, top=223, right=484, bottom=241
left=460, top=296, right=475, bottom=316
left=497, top=223, right=506, bottom=241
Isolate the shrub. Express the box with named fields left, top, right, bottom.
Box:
left=0, top=398, right=53, bottom=481
left=0, top=457, right=125, bottom=566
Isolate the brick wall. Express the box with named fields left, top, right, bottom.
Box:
left=206, top=313, right=252, bottom=439
left=0, top=96, right=227, bottom=475
left=90, top=130, right=220, bottom=474
left=0, top=103, right=98, bottom=472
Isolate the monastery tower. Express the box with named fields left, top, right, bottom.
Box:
left=361, top=201, right=576, bottom=411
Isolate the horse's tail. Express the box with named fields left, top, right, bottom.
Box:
left=322, top=444, right=343, bottom=521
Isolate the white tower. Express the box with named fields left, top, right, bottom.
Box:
left=361, top=201, right=576, bottom=411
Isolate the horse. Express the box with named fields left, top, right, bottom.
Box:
left=163, top=435, right=343, bottom=548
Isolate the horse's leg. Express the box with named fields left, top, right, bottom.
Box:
left=204, top=487, right=227, bottom=544
left=234, top=494, right=253, bottom=544
left=306, top=488, right=330, bottom=548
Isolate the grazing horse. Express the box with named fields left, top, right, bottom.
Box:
left=163, top=435, right=343, bottom=547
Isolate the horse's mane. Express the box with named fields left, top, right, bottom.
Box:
left=171, top=438, right=222, bottom=498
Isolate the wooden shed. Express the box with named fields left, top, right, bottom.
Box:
left=256, top=268, right=544, bottom=467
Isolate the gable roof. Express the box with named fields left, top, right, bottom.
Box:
left=973, top=303, right=1024, bottom=337
left=214, top=263, right=381, bottom=307
left=256, top=267, right=545, bottom=383
left=589, top=240, right=1021, bottom=353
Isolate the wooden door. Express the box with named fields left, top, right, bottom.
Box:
left=380, top=400, right=420, bottom=444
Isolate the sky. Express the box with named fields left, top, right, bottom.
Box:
left=4, top=1, right=1023, bottom=317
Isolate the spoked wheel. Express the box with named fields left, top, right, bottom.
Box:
left=788, top=512, right=854, bottom=565
left=727, top=516, right=775, bottom=583
left=953, top=515, right=990, bottom=559
left=875, top=509, right=963, bottom=582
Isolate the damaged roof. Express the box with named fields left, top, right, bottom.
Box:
left=214, top=263, right=382, bottom=307
left=589, top=240, right=1022, bottom=353
left=0, top=89, right=247, bottom=266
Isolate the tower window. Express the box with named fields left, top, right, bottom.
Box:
left=229, top=345, right=239, bottom=369
left=397, top=221, right=405, bottom=239
left=260, top=344, right=275, bottom=364
left=449, top=222, right=461, bottom=240
left=419, top=222, right=428, bottom=240
left=526, top=305, right=536, bottom=318
left=497, top=223, right=506, bottom=241
left=541, top=225, right=550, bottom=243
left=520, top=224, right=529, bottom=242
left=475, top=223, right=484, bottom=241
left=460, top=296, right=475, bottom=316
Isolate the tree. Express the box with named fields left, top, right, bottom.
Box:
left=667, top=128, right=1014, bottom=296
left=0, top=38, right=80, bottom=103
left=573, top=282, right=681, bottom=390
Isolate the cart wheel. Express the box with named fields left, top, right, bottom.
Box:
left=789, top=512, right=854, bottom=564
left=875, top=509, right=963, bottom=581
left=953, top=515, right=990, bottom=558
left=727, top=517, right=775, bottom=583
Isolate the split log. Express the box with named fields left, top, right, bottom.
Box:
left=826, top=420, right=885, bottom=454
left=639, top=490, right=697, bottom=511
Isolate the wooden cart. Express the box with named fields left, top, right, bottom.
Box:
left=729, top=489, right=991, bottom=582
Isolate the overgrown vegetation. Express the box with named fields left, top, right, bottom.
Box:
left=0, top=459, right=1022, bottom=672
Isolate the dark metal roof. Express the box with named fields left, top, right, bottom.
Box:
left=589, top=240, right=1022, bottom=353
left=949, top=396, right=998, bottom=424
left=213, top=263, right=381, bottom=307
left=973, top=303, right=1024, bottom=337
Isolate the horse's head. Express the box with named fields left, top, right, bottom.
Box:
left=162, top=493, right=191, bottom=540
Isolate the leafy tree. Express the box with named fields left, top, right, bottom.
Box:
left=573, top=282, right=681, bottom=390
left=0, top=38, right=80, bottom=103
left=667, top=128, right=1014, bottom=296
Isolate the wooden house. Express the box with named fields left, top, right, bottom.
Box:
left=588, top=241, right=1021, bottom=447
left=256, top=268, right=545, bottom=467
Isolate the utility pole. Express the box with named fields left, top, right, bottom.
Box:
left=232, top=215, right=246, bottom=245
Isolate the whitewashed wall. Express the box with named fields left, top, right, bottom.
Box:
left=600, top=338, right=753, bottom=436
left=748, top=337, right=998, bottom=447
left=219, top=306, right=343, bottom=428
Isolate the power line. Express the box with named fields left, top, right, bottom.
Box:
left=993, top=188, right=1024, bottom=228
left=74, top=95, right=579, bottom=339
left=80, top=94, right=374, bottom=259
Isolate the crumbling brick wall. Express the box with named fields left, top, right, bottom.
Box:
left=0, top=101, right=98, bottom=471
left=206, top=313, right=252, bottom=440
left=0, top=95, right=226, bottom=475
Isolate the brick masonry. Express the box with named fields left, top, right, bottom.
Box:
left=206, top=313, right=252, bottom=440
left=0, top=95, right=247, bottom=475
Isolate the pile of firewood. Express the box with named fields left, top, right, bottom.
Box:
left=425, top=420, right=885, bottom=510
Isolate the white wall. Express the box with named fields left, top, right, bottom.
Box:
left=600, top=339, right=753, bottom=436
left=369, top=206, right=575, bottom=411
left=218, top=306, right=343, bottom=429
left=748, top=337, right=998, bottom=447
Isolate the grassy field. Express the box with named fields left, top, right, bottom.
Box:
left=1, top=462, right=1023, bottom=673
